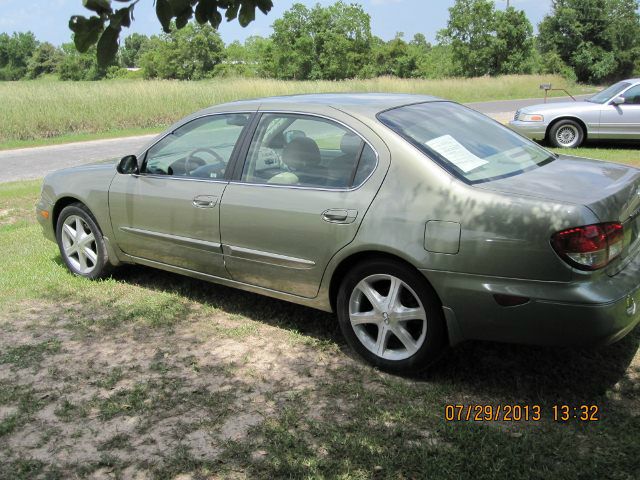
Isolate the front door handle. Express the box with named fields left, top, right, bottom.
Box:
left=192, top=195, right=218, bottom=208
left=322, top=208, right=358, bottom=224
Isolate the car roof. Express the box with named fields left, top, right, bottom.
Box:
left=202, top=92, right=443, bottom=116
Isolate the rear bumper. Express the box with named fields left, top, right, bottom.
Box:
left=508, top=120, right=547, bottom=141
left=422, top=250, right=640, bottom=347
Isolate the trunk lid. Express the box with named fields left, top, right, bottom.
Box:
left=477, top=155, right=640, bottom=271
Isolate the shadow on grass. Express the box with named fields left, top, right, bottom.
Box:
left=88, top=262, right=640, bottom=406
left=29, top=258, right=640, bottom=479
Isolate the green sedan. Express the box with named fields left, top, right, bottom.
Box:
left=36, top=94, right=640, bottom=372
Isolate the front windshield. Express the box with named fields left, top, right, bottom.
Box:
left=587, top=81, right=630, bottom=104
left=378, top=102, right=554, bottom=184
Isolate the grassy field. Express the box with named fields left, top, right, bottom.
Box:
left=0, top=75, right=596, bottom=149
left=0, top=147, right=638, bottom=478
left=551, top=144, right=640, bottom=167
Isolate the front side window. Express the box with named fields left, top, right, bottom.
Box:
left=588, top=81, right=630, bottom=104
left=143, top=113, right=250, bottom=179
left=378, top=102, right=554, bottom=184
left=241, top=114, right=375, bottom=188
left=621, top=85, right=640, bottom=105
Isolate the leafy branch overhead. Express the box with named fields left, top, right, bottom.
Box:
left=69, top=0, right=273, bottom=67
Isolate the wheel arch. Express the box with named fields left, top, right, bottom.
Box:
left=52, top=196, right=84, bottom=229
left=328, top=250, right=443, bottom=313
left=546, top=116, right=588, bottom=141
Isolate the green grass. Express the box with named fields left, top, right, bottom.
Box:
left=0, top=75, right=595, bottom=148
left=551, top=145, right=640, bottom=167
left=0, top=339, right=61, bottom=370
left=0, top=148, right=638, bottom=479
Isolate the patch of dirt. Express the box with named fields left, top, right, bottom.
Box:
left=0, top=298, right=356, bottom=477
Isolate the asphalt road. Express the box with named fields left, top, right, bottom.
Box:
left=0, top=94, right=590, bottom=183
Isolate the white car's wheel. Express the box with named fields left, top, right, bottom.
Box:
left=549, top=119, right=585, bottom=148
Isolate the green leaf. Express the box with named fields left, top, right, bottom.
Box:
left=170, top=0, right=193, bottom=28
left=195, top=1, right=208, bottom=24
left=110, top=8, right=132, bottom=29
left=256, top=0, right=274, bottom=15
left=257, top=0, right=273, bottom=14
left=208, top=9, right=223, bottom=29
left=175, top=10, right=192, bottom=29
left=83, top=0, right=112, bottom=14
left=238, top=3, right=256, bottom=27
left=225, top=2, right=240, bottom=22
left=156, top=0, right=174, bottom=33
left=69, top=15, right=105, bottom=52
left=96, top=26, right=120, bottom=68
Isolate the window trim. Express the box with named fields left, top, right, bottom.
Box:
left=230, top=111, right=380, bottom=192
left=136, top=111, right=257, bottom=183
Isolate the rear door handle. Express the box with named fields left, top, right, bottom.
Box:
left=322, top=209, right=358, bottom=224
left=192, top=195, right=218, bottom=208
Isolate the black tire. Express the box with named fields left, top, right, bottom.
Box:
left=548, top=119, right=585, bottom=148
left=55, top=203, right=112, bottom=279
left=336, top=258, right=447, bottom=373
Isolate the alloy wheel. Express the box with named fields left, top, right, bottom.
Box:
left=348, top=274, right=427, bottom=361
left=61, top=215, right=98, bottom=274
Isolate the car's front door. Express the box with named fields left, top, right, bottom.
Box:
left=219, top=112, right=388, bottom=298
left=598, top=84, right=640, bottom=139
left=109, top=113, right=253, bottom=277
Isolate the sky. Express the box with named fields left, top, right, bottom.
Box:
left=0, top=0, right=554, bottom=46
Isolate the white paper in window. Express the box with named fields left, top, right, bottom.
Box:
left=425, top=135, right=489, bottom=173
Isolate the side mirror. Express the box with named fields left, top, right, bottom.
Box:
left=117, top=155, right=139, bottom=174
left=611, top=96, right=626, bottom=105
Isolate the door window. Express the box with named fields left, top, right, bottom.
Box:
left=621, top=85, right=640, bottom=105
left=143, top=113, right=250, bottom=179
left=241, top=114, right=376, bottom=188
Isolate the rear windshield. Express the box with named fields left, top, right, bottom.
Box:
left=377, top=102, right=554, bottom=184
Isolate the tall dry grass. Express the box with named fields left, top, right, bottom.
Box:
left=0, top=75, right=594, bottom=143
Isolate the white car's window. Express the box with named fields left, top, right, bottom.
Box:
left=241, top=114, right=375, bottom=188
left=378, top=102, right=554, bottom=184
left=143, top=114, right=249, bottom=179
left=622, top=85, right=640, bottom=105
left=588, top=81, right=630, bottom=104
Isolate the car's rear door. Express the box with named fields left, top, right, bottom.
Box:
left=219, top=110, right=389, bottom=298
left=109, top=112, right=253, bottom=277
left=598, top=84, right=640, bottom=139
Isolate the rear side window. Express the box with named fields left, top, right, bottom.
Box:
left=241, top=113, right=376, bottom=188
left=378, top=102, right=554, bottom=184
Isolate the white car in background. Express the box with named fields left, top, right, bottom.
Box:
left=509, top=79, right=640, bottom=148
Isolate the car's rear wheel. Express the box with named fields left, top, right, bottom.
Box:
left=56, top=203, right=111, bottom=279
left=548, top=119, right=584, bottom=148
left=336, top=259, right=447, bottom=373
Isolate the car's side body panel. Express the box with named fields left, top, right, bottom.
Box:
left=38, top=164, right=120, bottom=262
left=598, top=102, right=640, bottom=139
left=108, top=175, right=230, bottom=277
left=219, top=106, right=391, bottom=298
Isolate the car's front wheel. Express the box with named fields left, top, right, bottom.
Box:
left=56, top=203, right=111, bottom=279
left=548, top=119, right=585, bottom=148
left=336, top=259, right=447, bottom=373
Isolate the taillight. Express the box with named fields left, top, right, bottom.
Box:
left=551, top=222, right=624, bottom=271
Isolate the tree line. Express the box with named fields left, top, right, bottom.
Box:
left=1, top=0, right=639, bottom=84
